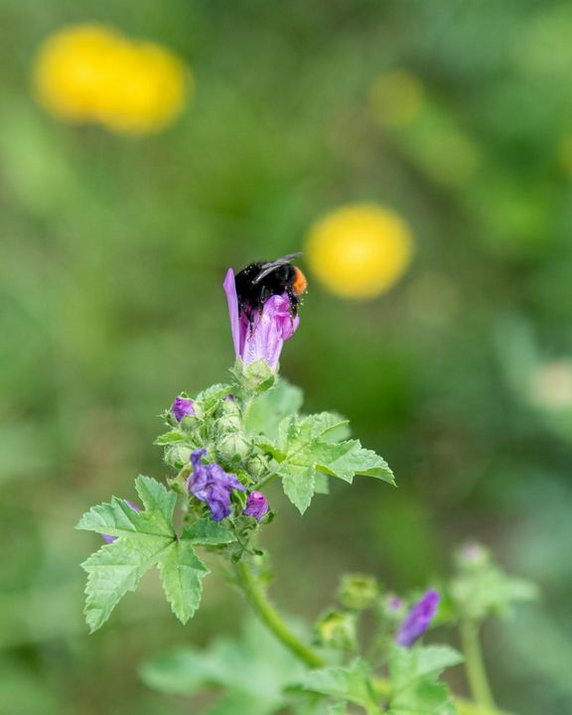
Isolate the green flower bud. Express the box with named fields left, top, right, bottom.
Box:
left=164, top=444, right=192, bottom=469
left=315, top=610, right=357, bottom=651
left=216, top=413, right=243, bottom=434
left=337, top=573, right=379, bottom=610
left=216, top=432, right=251, bottom=463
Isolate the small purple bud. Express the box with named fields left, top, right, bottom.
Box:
left=102, top=500, right=140, bottom=544
left=388, top=596, right=404, bottom=613
left=187, top=448, right=245, bottom=521
left=243, top=491, right=269, bottom=520
left=171, top=396, right=195, bottom=421
left=395, top=589, right=440, bottom=648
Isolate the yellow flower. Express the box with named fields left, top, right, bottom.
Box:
left=33, top=24, right=191, bottom=134
left=369, top=69, right=425, bottom=128
left=305, top=204, right=414, bottom=300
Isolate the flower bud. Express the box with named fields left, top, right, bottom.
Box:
left=171, top=396, right=195, bottom=421
left=216, top=433, right=251, bottom=463
left=337, top=573, right=379, bottom=610
left=395, top=590, right=440, bottom=648
left=164, top=444, right=192, bottom=469
left=243, top=491, right=269, bottom=520
left=315, top=610, right=357, bottom=651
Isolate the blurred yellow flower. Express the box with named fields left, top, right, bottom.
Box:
left=369, top=69, right=425, bottom=127
left=33, top=24, right=191, bottom=134
left=305, top=204, right=413, bottom=300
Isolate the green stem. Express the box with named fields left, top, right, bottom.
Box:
left=460, top=620, right=496, bottom=712
left=234, top=559, right=325, bottom=668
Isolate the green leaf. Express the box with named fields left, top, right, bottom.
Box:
left=154, top=430, right=187, bottom=446
left=193, top=383, right=233, bottom=418
left=141, top=618, right=305, bottom=712
left=244, top=378, right=304, bottom=438
left=158, top=540, right=209, bottom=624
left=135, top=475, right=177, bottom=534
left=282, top=465, right=316, bottom=514
left=303, top=658, right=378, bottom=711
left=77, top=477, right=211, bottom=631
left=313, top=441, right=394, bottom=484
left=273, top=412, right=394, bottom=513
left=387, top=645, right=463, bottom=715
left=182, top=518, right=236, bottom=545
left=81, top=533, right=173, bottom=633
left=76, top=496, right=145, bottom=538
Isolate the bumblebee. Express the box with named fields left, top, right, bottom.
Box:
left=235, top=253, right=308, bottom=320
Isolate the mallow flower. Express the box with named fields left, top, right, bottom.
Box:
left=243, top=491, right=269, bottom=520
left=187, top=448, right=245, bottom=521
left=171, top=396, right=195, bottom=421
left=395, top=589, right=440, bottom=647
left=223, top=261, right=303, bottom=371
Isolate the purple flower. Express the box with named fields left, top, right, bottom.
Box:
left=102, top=500, right=141, bottom=544
left=172, top=396, right=195, bottom=421
left=187, top=448, right=245, bottom=521
left=223, top=268, right=299, bottom=371
left=395, top=589, right=440, bottom=647
left=243, top=491, right=269, bottom=520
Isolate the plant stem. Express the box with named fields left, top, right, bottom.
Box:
left=460, top=620, right=496, bottom=712
left=234, top=558, right=325, bottom=668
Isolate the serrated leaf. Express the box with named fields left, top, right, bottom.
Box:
left=158, top=540, right=209, bottom=624
left=313, top=440, right=395, bottom=485
left=81, top=533, right=173, bottom=632
left=182, top=518, right=236, bottom=545
left=281, top=465, right=316, bottom=514
left=387, top=645, right=462, bottom=715
left=273, top=412, right=394, bottom=513
left=76, top=496, right=144, bottom=538
left=193, top=383, right=233, bottom=418
left=303, top=658, right=378, bottom=710
left=135, top=475, right=177, bottom=535
left=154, top=431, right=187, bottom=446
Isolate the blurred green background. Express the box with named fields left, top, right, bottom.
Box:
left=2, top=1, right=572, bottom=713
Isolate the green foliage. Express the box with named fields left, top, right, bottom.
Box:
left=303, top=658, right=379, bottom=713
left=450, top=545, right=539, bottom=622
left=386, top=645, right=463, bottom=715
left=141, top=618, right=306, bottom=714
left=269, top=411, right=394, bottom=513
left=76, top=477, right=235, bottom=631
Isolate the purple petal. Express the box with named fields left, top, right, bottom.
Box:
left=223, top=268, right=241, bottom=358
left=187, top=449, right=244, bottom=521
left=172, top=397, right=195, bottom=421
left=241, top=294, right=299, bottom=371
left=243, top=491, right=269, bottom=520
left=396, top=589, right=440, bottom=648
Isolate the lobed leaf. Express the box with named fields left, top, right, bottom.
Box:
left=158, top=540, right=210, bottom=624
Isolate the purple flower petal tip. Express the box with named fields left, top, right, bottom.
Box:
left=187, top=449, right=244, bottom=521
left=243, top=491, right=269, bottom=520
left=395, top=589, right=440, bottom=648
left=172, top=396, right=195, bottom=421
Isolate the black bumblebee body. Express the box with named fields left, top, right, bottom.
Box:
left=234, top=254, right=307, bottom=321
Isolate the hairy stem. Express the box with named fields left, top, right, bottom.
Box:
left=234, top=558, right=325, bottom=668
left=460, top=620, right=496, bottom=712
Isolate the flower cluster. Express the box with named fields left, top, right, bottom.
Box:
left=33, top=24, right=190, bottom=134
left=187, top=449, right=269, bottom=522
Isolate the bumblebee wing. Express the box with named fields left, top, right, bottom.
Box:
left=251, top=252, right=302, bottom=285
